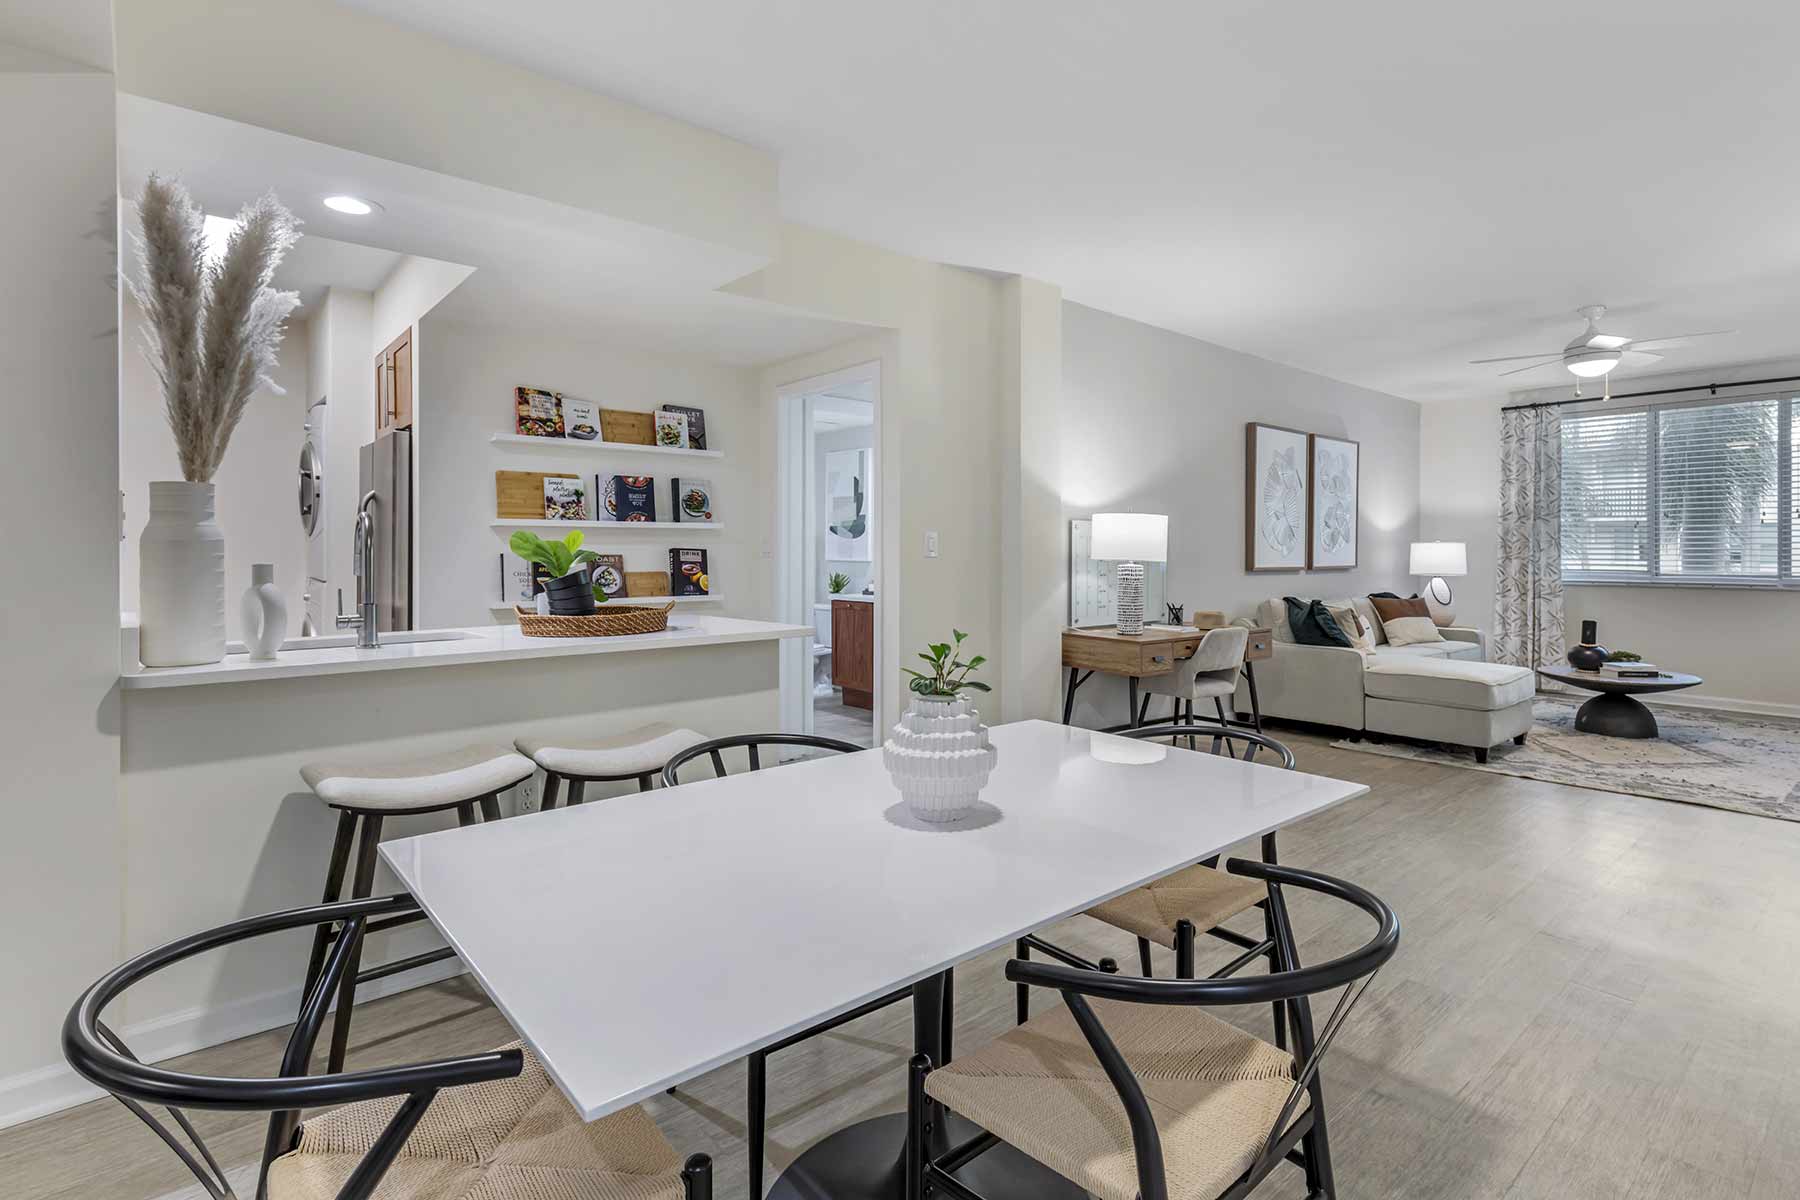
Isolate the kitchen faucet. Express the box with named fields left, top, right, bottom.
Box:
left=335, top=490, right=381, bottom=649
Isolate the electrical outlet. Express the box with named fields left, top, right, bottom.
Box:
left=925, top=531, right=940, bottom=558
left=514, top=775, right=537, bottom=813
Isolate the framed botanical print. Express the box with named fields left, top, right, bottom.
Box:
left=1245, top=423, right=1310, bottom=572
left=1307, top=433, right=1359, bottom=569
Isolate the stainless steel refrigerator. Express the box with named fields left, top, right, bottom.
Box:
left=357, top=429, right=413, bottom=632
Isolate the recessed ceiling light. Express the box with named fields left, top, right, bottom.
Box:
left=323, top=195, right=378, bottom=215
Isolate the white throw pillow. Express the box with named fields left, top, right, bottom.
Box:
left=1326, top=603, right=1375, bottom=652
left=1350, top=596, right=1387, bottom=645
left=1382, top=615, right=1444, bottom=647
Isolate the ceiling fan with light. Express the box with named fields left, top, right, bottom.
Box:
left=1471, top=305, right=1734, bottom=398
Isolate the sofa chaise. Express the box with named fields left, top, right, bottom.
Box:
left=1232, top=596, right=1535, bottom=762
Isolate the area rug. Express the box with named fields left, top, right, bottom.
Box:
left=1333, top=698, right=1800, bottom=822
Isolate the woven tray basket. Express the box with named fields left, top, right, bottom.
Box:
left=513, top=603, right=674, bottom=638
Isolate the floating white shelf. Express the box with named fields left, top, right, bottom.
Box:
left=490, top=433, right=723, bottom=459
left=490, top=595, right=723, bottom=611
left=490, top=519, right=724, bottom=531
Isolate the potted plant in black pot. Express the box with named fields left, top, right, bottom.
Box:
left=509, top=530, right=608, bottom=615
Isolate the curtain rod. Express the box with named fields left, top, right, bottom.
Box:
left=1501, top=374, right=1800, bottom=412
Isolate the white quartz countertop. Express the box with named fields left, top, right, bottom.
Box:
left=120, top=615, right=810, bottom=690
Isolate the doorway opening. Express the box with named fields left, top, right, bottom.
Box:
left=777, top=364, right=880, bottom=748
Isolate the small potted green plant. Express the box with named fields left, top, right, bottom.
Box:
left=508, top=529, right=608, bottom=615
left=828, top=571, right=851, bottom=595
left=885, top=630, right=997, bottom=823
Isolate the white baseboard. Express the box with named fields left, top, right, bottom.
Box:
left=0, top=959, right=468, bottom=1131
left=1639, top=691, right=1800, bottom=720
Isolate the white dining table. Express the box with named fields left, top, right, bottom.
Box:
left=380, top=718, right=1367, bottom=1198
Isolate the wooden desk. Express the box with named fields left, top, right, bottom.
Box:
left=1061, top=624, right=1273, bottom=730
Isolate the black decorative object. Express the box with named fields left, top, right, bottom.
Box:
left=1166, top=602, right=1184, bottom=624
left=543, top=569, right=598, bottom=616
left=1567, top=618, right=1607, bottom=671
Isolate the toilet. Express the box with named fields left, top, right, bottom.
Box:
left=811, top=602, right=835, bottom=697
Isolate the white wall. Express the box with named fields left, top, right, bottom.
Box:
left=734, top=226, right=1008, bottom=727
left=1419, top=359, right=1800, bottom=715
left=814, top=423, right=875, bottom=602
left=0, top=29, right=124, bottom=1122
left=308, top=287, right=376, bottom=616
left=416, top=317, right=769, bottom=628
left=1060, top=303, right=1423, bottom=727
left=120, top=291, right=310, bottom=638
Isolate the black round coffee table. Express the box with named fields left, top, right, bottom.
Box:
left=1535, top=665, right=1703, bottom=739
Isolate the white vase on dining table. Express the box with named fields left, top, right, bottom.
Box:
left=882, top=693, right=997, bottom=823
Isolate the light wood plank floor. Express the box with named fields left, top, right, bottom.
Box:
left=9, top=727, right=1799, bottom=1200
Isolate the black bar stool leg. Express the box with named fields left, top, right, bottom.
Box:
left=940, top=967, right=954, bottom=1064
left=478, top=793, right=502, bottom=822
left=637, top=773, right=655, bottom=792
left=299, top=809, right=357, bottom=1011
left=1137, top=937, right=1154, bottom=978
left=1175, top=920, right=1197, bottom=980
left=540, top=771, right=561, bottom=812
left=1014, top=938, right=1030, bottom=1025
left=567, top=779, right=586, bottom=807
left=455, top=802, right=476, bottom=827
left=747, top=1050, right=766, bottom=1197
left=327, top=812, right=383, bottom=1074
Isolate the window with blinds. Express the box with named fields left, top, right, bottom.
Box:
left=1560, top=391, right=1797, bottom=584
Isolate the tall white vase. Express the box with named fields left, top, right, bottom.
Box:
left=240, top=563, right=287, bottom=661
left=139, top=481, right=225, bottom=667
left=883, top=694, right=997, bottom=823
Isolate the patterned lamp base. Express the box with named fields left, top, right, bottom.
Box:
left=1115, top=560, right=1146, bottom=635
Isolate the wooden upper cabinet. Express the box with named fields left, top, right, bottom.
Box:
left=375, top=328, right=413, bottom=433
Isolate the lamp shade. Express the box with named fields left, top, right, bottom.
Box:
left=1409, top=541, right=1467, bottom=577
left=1091, top=513, right=1168, bottom=562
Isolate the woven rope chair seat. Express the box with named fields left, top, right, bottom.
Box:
left=267, top=1042, right=685, bottom=1200
left=925, top=1000, right=1302, bottom=1200
left=1085, top=864, right=1267, bottom=950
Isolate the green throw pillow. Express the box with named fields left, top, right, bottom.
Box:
left=1283, top=597, right=1353, bottom=647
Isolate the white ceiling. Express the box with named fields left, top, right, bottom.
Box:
left=343, top=0, right=1800, bottom=401
left=117, top=94, right=873, bottom=366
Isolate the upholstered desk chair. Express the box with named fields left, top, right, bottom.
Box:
left=1139, top=625, right=1249, bottom=729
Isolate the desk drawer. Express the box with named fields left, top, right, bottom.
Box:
left=1244, top=628, right=1273, bottom=661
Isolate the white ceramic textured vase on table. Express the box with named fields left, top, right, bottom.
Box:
left=240, top=563, right=287, bottom=661
left=139, top=480, right=226, bottom=667
left=883, top=694, right=998, bottom=823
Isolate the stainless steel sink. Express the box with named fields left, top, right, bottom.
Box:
left=225, top=629, right=480, bottom=655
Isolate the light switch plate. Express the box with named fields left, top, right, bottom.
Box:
left=925, top=531, right=940, bottom=558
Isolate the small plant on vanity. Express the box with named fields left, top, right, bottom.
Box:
left=904, top=629, right=990, bottom=697
left=828, top=571, right=851, bottom=595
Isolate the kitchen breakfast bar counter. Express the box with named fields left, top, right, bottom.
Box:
left=109, top=615, right=808, bottom=1089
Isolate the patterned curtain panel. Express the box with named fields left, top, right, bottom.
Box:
left=1492, top=406, right=1565, bottom=670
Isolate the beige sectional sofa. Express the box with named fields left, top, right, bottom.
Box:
left=1233, top=596, right=1536, bottom=761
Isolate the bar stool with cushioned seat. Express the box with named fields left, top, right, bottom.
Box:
left=515, top=721, right=708, bottom=809
left=298, top=743, right=534, bottom=1073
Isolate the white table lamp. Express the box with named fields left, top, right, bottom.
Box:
left=1092, top=513, right=1168, bottom=635
left=1410, top=541, right=1467, bottom=627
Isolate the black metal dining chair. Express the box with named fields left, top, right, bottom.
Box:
left=1018, top=723, right=1298, bottom=1004
left=64, top=893, right=713, bottom=1200
left=911, top=860, right=1398, bottom=1200
left=662, top=732, right=919, bottom=1196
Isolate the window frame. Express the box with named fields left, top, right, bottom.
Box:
left=1558, top=388, right=1798, bottom=589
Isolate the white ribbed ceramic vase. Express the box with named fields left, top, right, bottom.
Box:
left=139, top=481, right=226, bottom=667
left=883, top=694, right=997, bottom=823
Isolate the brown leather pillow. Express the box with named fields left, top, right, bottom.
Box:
left=1367, top=594, right=1441, bottom=646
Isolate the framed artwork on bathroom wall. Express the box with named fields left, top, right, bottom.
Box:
left=1244, top=422, right=1309, bottom=572
left=1307, top=433, right=1359, bottom=569
left=825, top=448, right=872, bottom=561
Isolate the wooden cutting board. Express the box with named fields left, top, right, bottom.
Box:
left=600, top=409, right=655, bottom=445
left=625, top=571, right=670, bottom=598
left=496, top=470, right=579, bottom=520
